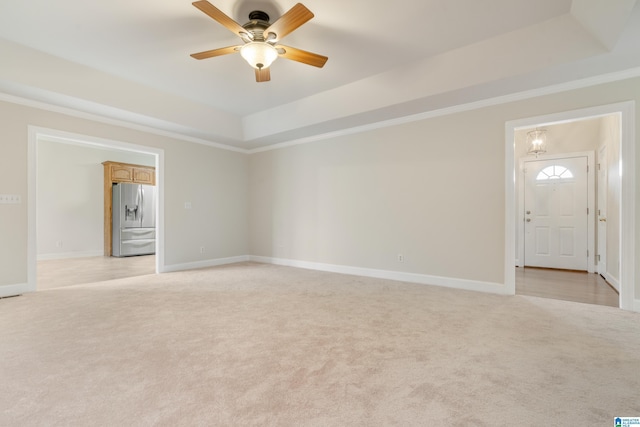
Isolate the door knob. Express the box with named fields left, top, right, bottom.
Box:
left=599, top=217, right=607, bottom=222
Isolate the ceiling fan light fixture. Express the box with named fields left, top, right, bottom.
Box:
left=190, top=1, right=326, bottom=81
left=240, top=42, right=278, bottom=69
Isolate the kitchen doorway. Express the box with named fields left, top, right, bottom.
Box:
left=28, top=127, right=164, bottom=292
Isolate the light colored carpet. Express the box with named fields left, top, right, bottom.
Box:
left=1, top=262, right=638, bottom=426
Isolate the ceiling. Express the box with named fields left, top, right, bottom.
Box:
left=1, top=0, right=639, bottom=151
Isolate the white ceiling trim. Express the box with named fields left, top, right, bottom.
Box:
left=243, top=13, right=606, bottom=142
left=3, top=65, right=640, bottom=156
left=570, top=0, right=638, bottom=49
left=248, top=65, right=640, bottom=154
left=0, top=91, right=247, bottom=153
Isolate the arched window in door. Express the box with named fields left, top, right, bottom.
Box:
left=536, top=165, right=574, bottom=181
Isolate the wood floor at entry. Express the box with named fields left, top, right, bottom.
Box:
left=516, top=267, right=618, bottom=307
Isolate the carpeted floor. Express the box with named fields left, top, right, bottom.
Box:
left=1, top=262, right=638, bottom=426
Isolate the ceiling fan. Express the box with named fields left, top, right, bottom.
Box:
left=190, top=1, right=328, bottom=82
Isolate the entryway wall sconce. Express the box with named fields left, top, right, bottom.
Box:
left=527, top=128, right=547, bottom=157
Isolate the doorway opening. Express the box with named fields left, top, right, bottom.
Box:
left=504, top=101, right=635, bottom=310
left=27, top=127, right=165, bottom=293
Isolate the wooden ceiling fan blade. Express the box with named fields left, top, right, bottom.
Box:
left=276, top=45, right=328, bottom=68
left=255, top=67, right=271, bottom=82
left=264, top=3, right=314, bottom=42
left=190, top=45, right=240, bottom=60
left=192, top=1, right=250, bottom=39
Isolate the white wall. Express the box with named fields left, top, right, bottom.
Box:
left=1, top=76, right=639, bottom=304
left=249, top=110, right=507, bottom=286
left=37, top=140, right=154, bottom=259
left=163, top=140, right=248, bottom=266
left=249, top=77, right=640, bottom=300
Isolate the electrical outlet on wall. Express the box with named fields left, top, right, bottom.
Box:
left=200, top=246, right=205, bottom=254
left=397, top=253, right=404, bottom=262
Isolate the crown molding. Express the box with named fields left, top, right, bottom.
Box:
left=248, top=66, right=640, bottom=153
left=0, top=91, right=249, bottom=154
left=3, top=65, right=640, bottom=155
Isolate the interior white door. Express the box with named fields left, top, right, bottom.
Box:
left=597, top=147, right=607, bottom=275
left=524, top=156, right=588, bottom=270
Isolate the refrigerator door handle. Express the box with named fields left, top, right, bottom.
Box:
left=135, top=185, right=141, bottom=222
left=140, top=187, right=144, bottom=223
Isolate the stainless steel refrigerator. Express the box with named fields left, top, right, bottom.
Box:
left=112, top=183, right=156, bottom=257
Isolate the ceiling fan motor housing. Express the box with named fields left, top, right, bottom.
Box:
left=248, top=10, right=269, bottom=22
left=243, top=11, right=271, bottom=42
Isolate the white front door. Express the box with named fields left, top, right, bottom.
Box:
left=523, top=156, right=588, bottom=270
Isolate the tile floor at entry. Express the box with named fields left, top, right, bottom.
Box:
left=37, top=255, right=155, bottom=291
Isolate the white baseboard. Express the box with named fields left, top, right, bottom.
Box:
left=161, top=255, right=250, bottom=273
left=250, top=256, right=510, bottom=295
left=634, top=299, right=640, bottom=313
left=37, top=250, right=104, bottom=261
left=602, top=272, right=620, bottom=292
left=0, top=282, right=32, bottom=298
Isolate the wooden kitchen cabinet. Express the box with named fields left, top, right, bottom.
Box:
left=102, top=161, right=156, bottom=256
left=133, top=167, right=155, bottom=185
left=106, top=162, right=155, bottom=185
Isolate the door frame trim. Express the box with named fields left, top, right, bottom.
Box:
left=505, top=101, right=635, bottom=311
left=517, top=152, right=595, bottom=273
left=596, top=145, right=608, bottom=278
left=26, top=126, right=165, bottom=294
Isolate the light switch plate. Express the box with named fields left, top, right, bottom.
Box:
left=0, top=194, right=21, bottom=204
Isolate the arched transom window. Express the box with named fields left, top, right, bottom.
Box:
left=536, top=165, right=574, bottom=181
